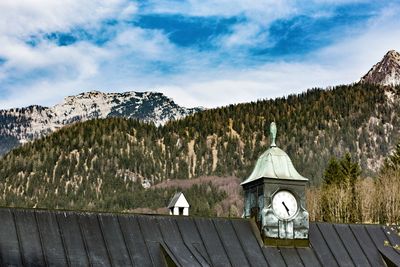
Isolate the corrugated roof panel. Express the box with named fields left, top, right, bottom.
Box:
left=98, top=214, right=133, bottom=266
left=137, top=215, right=166, bottom=266
left=77, top=213, right=112, bottom=266
left=213, top=218, right=251, bottom=267
left=296, top=248, right=321, bottom=267
left=118, top=215, right=153, bottom=267
left=333, top=224, right=371, bottom=266
left=316, top=223, right=354, bottom=267
left=157, top=216, right=202, bottom=267
left=230, top=219, right=269, bottom=266
left=349, top=224, right=385, bottom=267
left=195, top=217, right=232, bottom=266
left=13, top=209, right=46, bottom=266
left=56, top=212, right=90, bottom=267
left=309, top=223, right=339, bottom=267
left=35, top=210, right=68, bottom=266
left=0, top=209, right=23, bottom=266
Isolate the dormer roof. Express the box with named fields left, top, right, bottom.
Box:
left=167, top=192, right=190, bottom=208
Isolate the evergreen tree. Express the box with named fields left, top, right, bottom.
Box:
left=340, top=153, right=361, bottom=187
left=321, top=153, right=361, bottom=223
left=323, top=158, right=343, bottom=186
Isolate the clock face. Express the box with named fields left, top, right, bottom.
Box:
left=272, top=190, right=298, bottom=220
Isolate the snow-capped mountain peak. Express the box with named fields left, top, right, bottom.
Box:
left=0, top=90, right=203, bottom=154
left=360, top=50, right=400, bottom=86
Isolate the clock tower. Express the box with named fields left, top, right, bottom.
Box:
left=241, top=122, right=309, bottom=246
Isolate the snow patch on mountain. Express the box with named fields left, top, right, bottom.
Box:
left=0, top=90, right=203, bottom=155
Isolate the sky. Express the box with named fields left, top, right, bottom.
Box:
left=0, top=0, right=400, bottom=109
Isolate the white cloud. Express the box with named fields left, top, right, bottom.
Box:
left=146, top=0, right=297, bottom=50
left=0, top=36, right=108, bottom=82
left=144, top=0, right=296, bottom=18
left=220, top=23, right=263, bottom=48
left=0, top=1, right=135, bottom=37
left=0, top=1, right=400, bottom=111
left=109, top=27, right=176, bottom=60
left=146, top=2, right=400, bottom=108
left=155, top=62, right=345, bottom=108
left=313, top=3, right=400, bottom=81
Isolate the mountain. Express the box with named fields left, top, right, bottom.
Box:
left=0, top=82, right=399, bottom=215
left=0, top=90, right=202, bottom=155
left=360, top=50, right=400, bottom=86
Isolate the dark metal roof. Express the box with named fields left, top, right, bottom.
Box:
left=0, top=207, right=399, bottom=266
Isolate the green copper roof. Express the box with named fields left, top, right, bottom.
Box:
left=241, top=122, right=308, bottom=185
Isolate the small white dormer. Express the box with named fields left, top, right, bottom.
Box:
left=168, top=192, right=190, bottom=216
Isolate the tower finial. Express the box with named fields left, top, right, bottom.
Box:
left=270, top=122, right=277, bottom=147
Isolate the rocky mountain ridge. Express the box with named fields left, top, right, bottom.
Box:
left=360, top=50, right=400, bottom=86
left=0, top=91, right=202, bottom=155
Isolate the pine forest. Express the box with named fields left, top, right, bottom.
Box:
left=0, top=83, right=399, bottom=223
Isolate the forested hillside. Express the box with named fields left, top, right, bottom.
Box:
left=0, top=91, right=202, bottom=155
left=0, top=83, right=399, bottom=215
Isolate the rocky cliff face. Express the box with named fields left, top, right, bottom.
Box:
left=0, top=91, right=202, bottom=155
left=360, top=50, right=400, bottom=86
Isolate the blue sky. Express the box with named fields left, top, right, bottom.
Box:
left=0, top=0, right=399, bottom=109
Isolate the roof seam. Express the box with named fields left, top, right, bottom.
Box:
left=10, top=209, right=25, bottom=266
left=192, top=226, right=213, bottom=264
left=348, top=225, right=374, bottom=267
left=364, top=225, right=382, bottom=251
left=228, top=220, right=254, bottom=266
left=332, top=224, right=357, bottom=266
left=172, top=219, right=203, bottom=266
left=55, top=212, right=72, bottom=267
left=315, top=223, right=340, bottom=266
left=294, top=248, right=306, bottom=267
left=33, top=211, right=49, bottom=267
left=211, top=219, right=234, bottom=267
left=155, top=218, right=184, bottom=267
left=96, top=215, right=115, bottom=267
left=276, top=247, right=289, bottom=267
left=76, top=215, right=93, bottom=267
left=136, top=216, right=156, bottom=266
left=191, top=244, right=211, bottom=267
left=193, top=219, right=216, bottom=266
left=379, top=226, right=400, bottom=256
left=116, top=216, right=136, bottom=266
left=249, top=225, right=271, bottom=266
left=160, top=242, right=182, bottom=267
left=307, top=241, right=324, bottom=267
left=363, top=225, right=389, bottom=266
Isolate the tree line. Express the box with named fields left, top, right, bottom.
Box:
left=307, top=142, right=400, bottom=224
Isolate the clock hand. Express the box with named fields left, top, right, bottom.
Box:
left=282, top=201, right=290, bottom=216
